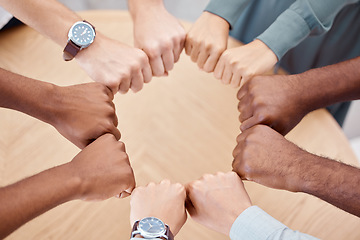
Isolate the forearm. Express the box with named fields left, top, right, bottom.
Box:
left=295, top=56, right=360, bottom=112
left=296, top=153, right=360, bottom=217
left=0, top=68, right=58, bottom=124
left=0, top=0, right=81, bottom=46
left=128, top=0, right=165, bottom=18
left=230, top=206, right=318, bottom=240
left=0, top=164, right=80, bottom=238
left=257, top=0, right=357, bottom=60
left=204, top=0, right=250, bottom=29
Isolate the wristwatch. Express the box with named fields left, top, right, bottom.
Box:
left=130, top=217, right=174, bottom=240
left=63, top=20, right=96, bottom=61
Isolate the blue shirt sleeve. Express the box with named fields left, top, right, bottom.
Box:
left=257, top=0, right=359, bottom=60
left=204, top=0, right=251, bottom=29
left=229, top=206, right=319, bottom=240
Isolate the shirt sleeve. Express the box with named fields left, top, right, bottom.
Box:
left=229, top=206, right=319, bottom=240
left=256, top=0, right=359, bottom=60
left=204, top=0, right=251, bottom=29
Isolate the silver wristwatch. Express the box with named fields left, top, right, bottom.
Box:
left=130, top=217, right=174, bottom=240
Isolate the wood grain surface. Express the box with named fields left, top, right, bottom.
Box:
left=0, top=10, right=359, bottom=240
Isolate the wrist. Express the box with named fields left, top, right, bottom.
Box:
left=129, top=0, right=165, bottom=18
left=202, top=11, right=230, bottom=30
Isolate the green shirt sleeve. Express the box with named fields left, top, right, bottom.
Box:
left=204, top=0, right=251, bottom=29
left=257, top=0, right=359, bottom=60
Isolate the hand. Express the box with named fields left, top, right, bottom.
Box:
left=130, top=0, right=186, bottom=76
left=76, top=32, right=152, bottom=94
left=232, top=125, right=308, bottom=192
left=186, top=172, right=251, bottom=235
left=185, top=12, right=229, bottom=72
left=50, top=82, right=120, bottom=149
left=69, top=134, right=135, bottom=200
left=237, top=74, right=309, bottom=135
left=130, top=180, right=187, bottom=235
left=214, top=39, right=278, bottom=87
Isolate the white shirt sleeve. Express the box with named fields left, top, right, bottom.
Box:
left=0, top=6, right=13, bottom=29
left=230, top=206, right=319, bottom=240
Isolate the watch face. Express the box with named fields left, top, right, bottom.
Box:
left=69, top=21, right=95, bottom=48
left=138, top=217, right=166, bottom=237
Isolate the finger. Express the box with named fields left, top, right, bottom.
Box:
left=118, top=77, right=131, bottom=94
left=173, top=38, right=184, bottom=63
left=196, top=49, right=210, bottom=70
left=184, top=37, right=192, bottom=56
left=221, top=64, right=233, bottom=85
left=150, top=56, right=166, bottom=77
left=110, top=126, right=121, bottom=141
left=237, top=84, right=248, bottom=100
left=239, top=102, right=253, bottom=122
left=162, top=50, right=175, bottom=73
left=241, top=116, right=263, bottom=132
left=130, top=69, right=144, bottom=93
left=102, top=84, right=115, bottom=100
left=111, top=111, right=119, bottom=127
left=190, top=44, right=201, bottom=63
left=203, top=52, right=221, bottom=73
left=236, top=132, right=247, bottom=143
left=230, top=71, right=242, bottom=88
left=142, top=60, right=153, bottom=84
left=214, top=57, right=225, bottom=80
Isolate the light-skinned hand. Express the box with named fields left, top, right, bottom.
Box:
left=50, top=82, right=121, bottom=149
left=130, top=180, right=187, bottom=235
left=129, top=0, right=186, bottom=76
left=186, top=172, right=252, bottom=235
left=185, top=11, right=229, bottom=72
left=76, top=32, right=152, bottom=94
left=214, top=39, right=278, bottom=87
left=237, top=74, right=308, bottom=135
left=69, top=134, right=135, bottom=200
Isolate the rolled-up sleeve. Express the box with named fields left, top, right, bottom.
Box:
left=230, top=206, right=319, bottom=240
left=257, top=0, right=359, bottom=60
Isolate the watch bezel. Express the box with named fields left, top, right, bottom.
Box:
left=68, top=21, right=95, bottom=49
left=137, top=217, right=167, bottom=238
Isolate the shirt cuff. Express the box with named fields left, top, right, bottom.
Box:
left=204, top=0, right=251, bottom=29
left=229, top=206, right=288, bottom=240
left=256, top=8, right=310, bottom=61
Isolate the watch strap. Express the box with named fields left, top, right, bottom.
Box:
left=63, top=20, right=96, bottom=61
left=165, top=225, right=174, bottom=240
left=63, top=40, right=80, bottom=61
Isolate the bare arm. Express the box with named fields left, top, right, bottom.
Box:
left=0, top=68, right=120, bottom=148
left=237, top=56, right=360, bottom=135
left=128, top=0, right=185, bottom=76
left=0, top=134, right=135, bottom=238
left=0, top=0, right=152, bottom=94
left=232, top=125, right=360, bottom=217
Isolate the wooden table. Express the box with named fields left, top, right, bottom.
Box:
left=0, top=10, right=359, bottom=240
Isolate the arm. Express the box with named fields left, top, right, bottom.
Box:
left=257, top=0, right=358, bottom=60
left=0, top=134, right=135, bottom=238
left=0, top=0, right=152, bottom=94
left=213, top=0, right=357, bottom=87
left=237, top=56, right=360, bottom=135
left=128, top=0, right=186, bottom=77
left=184, top=0, right=251, bottom=73
left=232, top=125, right=360, bottom=217
left=186, top=172, right=317, bottom=240
left=130, top=180, right=187, bottom=236
left=0, top=68, right=120, bottom=149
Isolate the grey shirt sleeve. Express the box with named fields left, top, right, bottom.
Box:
left=229, top=206, right=319, bottom=240
left=256, top=0, right=359, bottom=60
left=204, top=0, right=251, bottom=29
